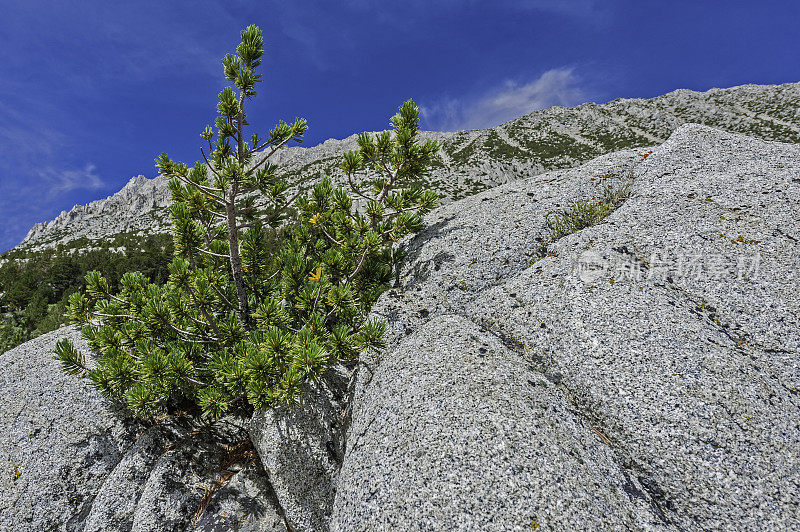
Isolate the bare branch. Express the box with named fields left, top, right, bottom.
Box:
left=382, top=205, right=418, bottom=218
left=346, top=246, right=371, bottom=284
left=175, top=172, right=226, bottom=203
left=186, top=285, right=224, bottom=339
left=185, top=313, right=215, bottom=330
left=210, top=283, right=239, bottom=311
left=310, top=282, right=322, bottom=315
left=245, top=136, right=294, bottom=177
left=93, top=312, right=139, bottom=320
left=169, top=321, right=219, bottom=342
left=318, top=225, right=342, bottom=246
left=200, top=147, right=224, bottom=184
left=251, top=132, right=298, bottom=154
left=346, top=171, right=374, bottom=202
left=197, top=248, right=231, bottom=259
left=201, top=207, right=228, bottom=219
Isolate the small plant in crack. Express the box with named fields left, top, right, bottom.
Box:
left=532, top=180, right=633, bottom=263
left=547, top=182, right=632, bottom=242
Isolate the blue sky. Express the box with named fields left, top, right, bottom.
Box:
left=1, top=0, right=798, bottom=252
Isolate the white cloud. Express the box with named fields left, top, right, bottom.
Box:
left=421, top=67, right=585, bottom=131
left=38, top=163, right=105, bottom=196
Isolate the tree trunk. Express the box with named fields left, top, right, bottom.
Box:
left=226, top=198, right=249, bottom=325
left=228, top=92, right=250, bottom=326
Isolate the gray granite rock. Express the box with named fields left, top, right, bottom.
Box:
left=4, top=122, right=799, bottom=531
left=83, top=425, right=181, bottom=532
left=0, top=327, right=135, bottom=532
left=249, top=365, right=350, bottom=532
left=121, top=422, right=286, bottom=532
left=333, top=124, right=800, bottom=530
left=193, top=462, right=287, bottom=532
left=333, top=314, right=668, bottom=531
left=0, top=327, right=287, bottom=532
left=130, top=442, right=202, bottom=532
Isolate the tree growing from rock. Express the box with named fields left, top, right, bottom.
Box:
left=55, top=25, right=439, bottom=419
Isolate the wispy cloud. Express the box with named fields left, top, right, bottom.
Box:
left=38, top=163, right=105, bottom=196
left=0, top=161, right=105, bottom=251
left=421, top=67, right=586, bottom=131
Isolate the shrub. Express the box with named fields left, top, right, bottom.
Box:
left=55, top=25, right=439, bottom=420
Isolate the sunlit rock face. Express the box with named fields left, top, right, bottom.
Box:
left=332, top=125, right=800, bottom=530
left=3, top=86, right=800, bottom=531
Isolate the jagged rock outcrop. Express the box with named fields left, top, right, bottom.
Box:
left=20, top=175, right=173, bottom=252
left=332, top=124, right=800, bottom=530
left=0, top=328, right=285, bottom=532
left=13, top=82, right=800, bottom=254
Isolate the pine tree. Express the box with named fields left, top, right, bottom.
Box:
left=55, top=25, right=438, bottom=420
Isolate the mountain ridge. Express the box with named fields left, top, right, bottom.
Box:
left=10, top=80, right=800, bottom=254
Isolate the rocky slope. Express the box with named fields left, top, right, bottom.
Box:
left=2, top=124, right=798, bottom=531
left=334, top=124, right=800, bottom=530
left=14, top=81, right=800, bottom=253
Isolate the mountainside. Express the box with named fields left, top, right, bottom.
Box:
left=12, top=81, right=800, bottom=254
left=3, top=124, right=798, bottom=530
left=332, top=123, right=800, bottom=530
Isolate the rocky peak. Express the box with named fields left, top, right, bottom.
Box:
left=9, top=81, right=800, bottom=255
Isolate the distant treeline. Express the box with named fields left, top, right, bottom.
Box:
left=0, top=233, right=173, bottom=354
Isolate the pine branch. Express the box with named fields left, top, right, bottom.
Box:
left=54, top=339, right=89, bottom=376
left=236, top=189, right=303, bottom=229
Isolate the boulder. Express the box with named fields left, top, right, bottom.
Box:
left=249, top=365, right=350, bottom=532
left=333, top=314, right=668, bottom=530
left=0, top=327, right=135, bottom=531
left=0, top=327, right=285, bottom=531
left=332, top=125, right=800, bottom=530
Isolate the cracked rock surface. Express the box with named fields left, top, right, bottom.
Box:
left=2, top=123, right=798, bottom=531
left=249, top=365, right=350, bottom=532
left=332, top=124, right=800, bottom=530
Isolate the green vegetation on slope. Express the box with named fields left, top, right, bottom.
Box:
left=0, top=233, right=174, bottom=354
